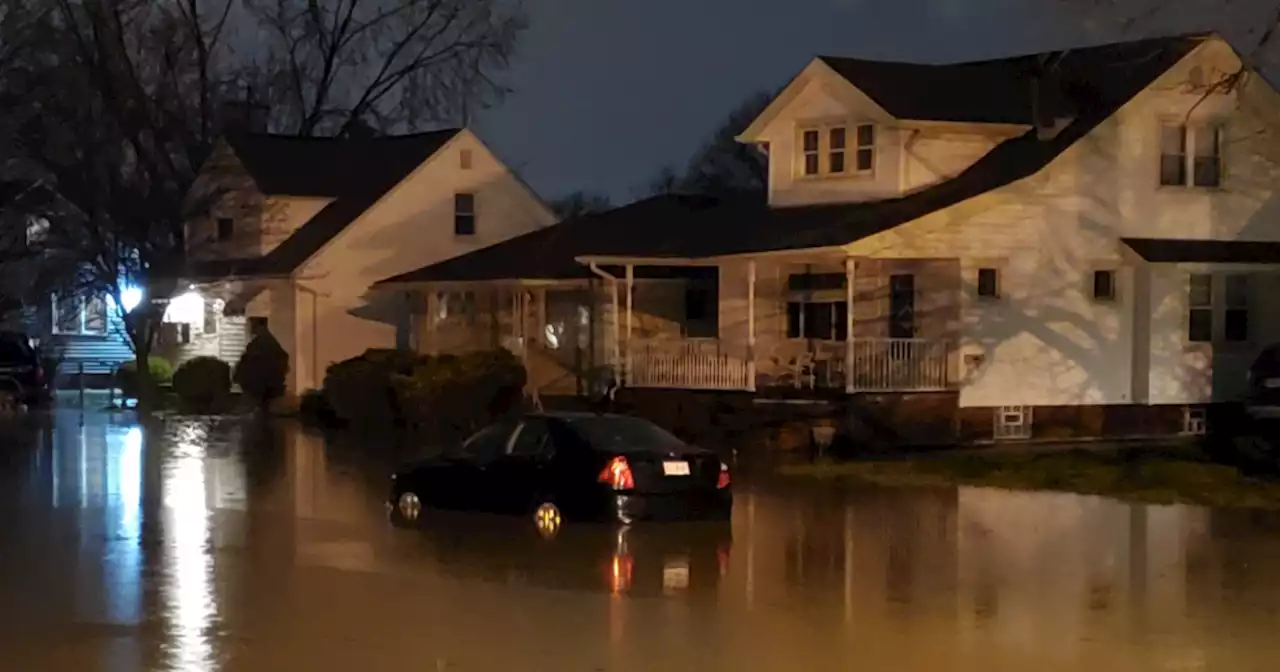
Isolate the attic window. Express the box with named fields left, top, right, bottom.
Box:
left=454, top=193, right=476, bottom=236
left=855, top=124, right=875, bottom=171
left=829, top=127, right=846, bottom=173
left=976, top=268, right=1000, bottom=299
left=217, top=217, right=234, bottom=241
left=1092, top=269, right=1117, bottom=301
left=1161, top=124, right=1222, bottom=188
left=802, top=130, right=820, bottom=175
left=460, top=149, right=473, bottom=170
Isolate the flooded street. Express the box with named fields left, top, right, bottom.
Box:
left=1, top=412, right=1279, bottom=671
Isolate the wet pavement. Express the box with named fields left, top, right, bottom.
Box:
left=1, top=411, right=1279, bottom=671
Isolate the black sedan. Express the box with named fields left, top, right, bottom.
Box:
left=387, top=412, right=733, bottom=537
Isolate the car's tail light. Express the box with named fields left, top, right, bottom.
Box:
left=599, top=456, right=634, bottom=490
left=717, top=461, right=731, bottom=489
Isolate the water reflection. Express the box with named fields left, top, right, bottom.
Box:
left=2, top=412, right=1280, bottom=670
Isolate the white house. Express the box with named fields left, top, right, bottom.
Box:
left=169, top=128, right=555, bottom=394
left=380, top=33, right=1280, bottom=441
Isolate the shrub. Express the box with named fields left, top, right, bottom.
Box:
left=322, top=348, right=424, bottom=426
left=392, top=349, right=527, bottom=437
left=234, top=330, right=289, bottom=407
left=173, top=356, right=232, bottom=410
left=116, top=357, right=174, bottom=400
left=299, top=388, right=338, bottom=427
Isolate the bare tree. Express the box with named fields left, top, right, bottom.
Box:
left=638, top=90, right=773, bottom=200
left=548, top=189, right=613, bottom=221
left=246, top=0, right=527, bottom=134
left=0, top=0, right=528, bottom=407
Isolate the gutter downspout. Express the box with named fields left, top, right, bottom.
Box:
left=295, top=282, right=320, bottom=394
left=588, top=262, right=622, bottom=382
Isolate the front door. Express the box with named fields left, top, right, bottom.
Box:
left=889, top=274, right=916, bottom=339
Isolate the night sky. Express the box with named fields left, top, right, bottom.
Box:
left=472, top=0, right=1280, bottom=204
left=472, top=0, right=1083, bottom=203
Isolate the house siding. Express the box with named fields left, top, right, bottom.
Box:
left=25, top=302, right=135, bottom=378
left=831, top=39, right=1280, bottom=408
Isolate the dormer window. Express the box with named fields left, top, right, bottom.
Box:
left=799, top=123, right=874, bottom=177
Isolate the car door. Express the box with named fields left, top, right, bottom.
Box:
left=487, top=418, right=554, bottom=514
left=452, top=420, right=519, bottom=511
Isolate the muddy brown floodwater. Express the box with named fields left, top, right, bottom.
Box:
left=0, top=411, right=1278, bottom=671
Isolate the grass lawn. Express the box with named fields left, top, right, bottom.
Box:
left=779, top=444, right=1280, bottom=509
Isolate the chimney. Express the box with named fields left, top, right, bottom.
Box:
left=1030, top=57, right=1074, bottom=141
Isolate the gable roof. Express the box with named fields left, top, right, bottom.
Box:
left=376, top=194, right=730, bottom=284
left=1122, top=238, right=1280, bottom=264
left=190, top=129, right=460, bottom=279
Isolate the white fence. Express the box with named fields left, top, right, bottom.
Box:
left=846, top=338, right=950, bottom=391
left=629, top=340, right=751, bottom=390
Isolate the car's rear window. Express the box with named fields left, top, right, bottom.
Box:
left=564, top=416, right=686, bottom=454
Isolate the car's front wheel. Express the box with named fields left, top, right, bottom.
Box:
left=533, top=501, right=562, bottom=540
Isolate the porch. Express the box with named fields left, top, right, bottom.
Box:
left=594, top=255, right=961, bottom=394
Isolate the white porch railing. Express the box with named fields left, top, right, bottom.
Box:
left=629, top=340, right=752, bottom=390
left=846, top=338, right=950, bottom=392
left=626, top=337, right=950, bottom=393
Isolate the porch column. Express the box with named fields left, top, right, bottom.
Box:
left=424, top=290, right=436, bottom=355
left=845, top=257, right=855, bottom=394
left=624, top=264, right=634, bottom=384
left=747, top=260, right=757, bottom=392
left=611, top=279, right=621, bottom=379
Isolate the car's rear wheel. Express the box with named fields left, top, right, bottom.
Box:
left=533, top=501, right=562, bottom=540
left=395, top=491, right=423, bottom=525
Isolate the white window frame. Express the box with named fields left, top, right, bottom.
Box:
left=797, top=121, right=875, bottom=178
left=1159, top=122, right=1223, bottom=189
left=51, top=293, right=109, bottom=336
left=26, top=216, right=49, bottom=248
left=1187, top=273, right=1213, bottom=343
left=454, top=193, right=476, bottom=236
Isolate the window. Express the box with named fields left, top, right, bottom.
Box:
left=976, top=268, right=1000, bottom=299
left=828, top=127, right=846, bottom=174
left=684, top=286, right=711, bottom=322
left=454, top=193, right=476, bottom=235
left=855, top=123, right=875, bottom=172
left=786, top=301, right=848, bottom=341
left=802, top=130, right=820, bottom=176
left=217, top=217, right=234, bottom=241
left=1160, top=124, right=1186, bottom=186
left=1225, top=274, right=1249, bottom=342
left=564, top=415, right=687, bottom=454
left=508, top=419, right=552, bottom=457
left=457, top=422, right=516, bottom=462
left=459, top=149, right=473, bottom=170
left=1188, top=273, right=1213, bottom=343
left=1193, top=126, right=1222, bottom=187
left=1092, top=270, right=1117, bottom=301
left=203, top=299, right=219, bottom=335
left=1161, top=124, right=1222, bottom=188
left=52, top=294, right=108, bottom=336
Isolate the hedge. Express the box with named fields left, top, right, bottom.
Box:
left=173, top=356, right=232, bottom=410
left=321, top=348, right=525, bottom=434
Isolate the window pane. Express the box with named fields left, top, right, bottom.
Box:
left=1193, top=156, right=1220, bottom=187
left=1160, top=155, right=1186, bottom=186
left=1093, top=270, right=1115, bottom=300
left=786, top=302, right=802, bottom=338
left=1188, top=308, right=1213, bottom=342
left=1225, top=308, right=1248, bottom=342
left=566, top=416, right=686, bottom=454
left=455, top=214, right=475, bottom=236
left=1226, top=274, right=1248, bottom=307
left=454, top=193, right=475, bottom=214
left=459, top=422, right=514, bottom=462
left=1161, top=125, right=1185, bottom=151
left=804, top=153, right=820, bottom=176
left=856, top=124, right=875, bottom=147
left=855, top=148, right=873, bottom=171
left=1193, top=126, right=1220, bottom=157
left=802, top=130, right=819, bottom=152
left=834, top=301, right=849, bottom=341
left=83, top=296, right=107, bottom=335
left=977, top=268, right=999, bottom=297
left=509, top=419, right=551, bottom=456
left=1188, top=274, right=1212, bottom=307
left=217, top=217, right=234, bottom=241
left=829, top=127, right=846, bottom=150
left=829, top=151, right=845, bottom=173
left=54, top=296, right=79, bottom=333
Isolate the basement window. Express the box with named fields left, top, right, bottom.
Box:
left=976, top=268, right=1000, bottom=299
left=994, top=405, right=1033, bottom=440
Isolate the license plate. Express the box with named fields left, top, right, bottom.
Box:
left=662, top=460, right=690, bottom=476
left=663, top=560, right=690, bottom=592
left=1266, top=378, right=1280, bottom=388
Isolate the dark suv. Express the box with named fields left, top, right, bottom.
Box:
left=0, top=331, right=48, bottom=406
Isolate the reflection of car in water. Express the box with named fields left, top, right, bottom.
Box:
left=406, top=512, right=732, bottom=596
left=388, top=412, right=733, bottom=537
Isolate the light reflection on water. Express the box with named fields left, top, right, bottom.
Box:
left=2, top=411, right=1280, bottom=670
